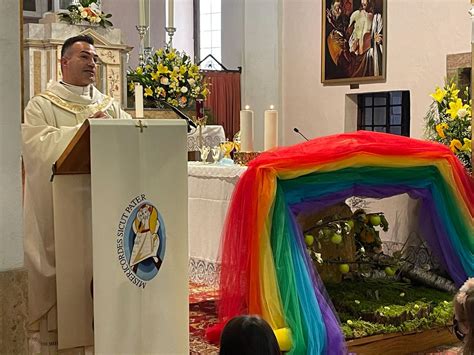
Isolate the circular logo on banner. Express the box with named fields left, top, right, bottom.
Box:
left=116, top=195, right=166, bottom=288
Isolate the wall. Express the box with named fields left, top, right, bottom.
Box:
left=1, top=0, right=23, bottom=271
left=102, top=0, right=166, bottom=69
left=242, top=0, right=282, bottom=150
left=1, top=1, right=27, bottom=352
left=221, top=0, right=244, bottom=70
left=173, top=0, right=195, bottom=56
left=282, top=0, right=472, bottom=146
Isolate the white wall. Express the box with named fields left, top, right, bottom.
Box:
left=242, top=0, right=282, bottom=150
left=103, top=0, right=193, bottom=67
left=173, top=0, right=195, bottom=57
left=102, top=0, right=166, bottom=69
left=282, top=0, right=471, bottom=146
left=222, top=0, right=244, bottom=70
left=1, top=0, right=23, bottom=271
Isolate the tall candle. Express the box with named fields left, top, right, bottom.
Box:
left=264, top=105, right=278, bottom=151
left=135, top=83, right=144, bottom=118
left=138, top=0, right=146, bottom=25
left=167, top=0, right=174, bottom=28
left=240, top=105, right=254, bottom=152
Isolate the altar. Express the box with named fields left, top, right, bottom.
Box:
left=187, top=125, right=226, bottom=152
left=187, top=162, right=246, bottom=286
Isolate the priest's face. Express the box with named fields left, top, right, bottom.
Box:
left=61, top=41, right=98, bottom=86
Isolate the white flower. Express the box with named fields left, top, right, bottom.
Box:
left=187, top=78, right=195, bottom=86
left=180, top=86, right=188, bottom=94
left=89, top=2, right=101, bottom=15
left=314, top=252, right=323, bottom=264
left=458, top=108, right=468, bottom=118
left=360, top=247, right=365, bottom=253
left=94, top=16, right=101, bottom=23
left=399, top=292, right=405, bottom=297
left=81, top=10, right=88, bottom=18
left=160, top=77, right=169, bottom=85
left=354, top=300, right=360, bottom=304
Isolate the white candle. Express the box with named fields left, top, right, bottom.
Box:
left=138, top=0, right=146, bottom=26
left=240, top=105, right=254, bottom=152
left=135, top=83, right=144, bottom=118
left=264, top=105, right=278, bottom=151
left=167, top=0, right=174, bottom=28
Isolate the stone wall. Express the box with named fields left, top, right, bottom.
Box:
left=0, top=268, right=28, bottom=354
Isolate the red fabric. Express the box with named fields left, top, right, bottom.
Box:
left=202, top=71, right=241, bottom=139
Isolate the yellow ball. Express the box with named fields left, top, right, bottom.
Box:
left=274, top=327, right=293, bottom=352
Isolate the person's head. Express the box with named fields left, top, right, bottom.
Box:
left=219, top=315, right=281, bottom=355
left=60, top=35, right=98, bottom=86
left=331, top=0, right=342, bottom=19
left=454, top=278, right=474, bottom=355
left=360, top=0, right=374, bottom=12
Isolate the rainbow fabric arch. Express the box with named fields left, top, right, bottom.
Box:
left=215, top=131, right=474, bottom=354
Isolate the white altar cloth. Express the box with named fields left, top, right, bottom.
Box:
left=187, top=125, right=226, bottom=151
left=188, top=162, right=246, bottom=285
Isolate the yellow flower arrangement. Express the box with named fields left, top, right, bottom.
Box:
left=127, top=46, right=209, bottom=109
left=425, top=81, right=472, bottom=172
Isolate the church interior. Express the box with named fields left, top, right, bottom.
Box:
left=0, top=0, right=473, bottom=354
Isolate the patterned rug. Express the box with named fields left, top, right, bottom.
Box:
left=189, top=282, right=219, bottom=354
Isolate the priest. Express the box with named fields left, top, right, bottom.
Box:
left=22, top=34, right=130, bottom=353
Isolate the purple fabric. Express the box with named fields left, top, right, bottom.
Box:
left=287, top=184, right=467, bottom=286
left=289, top=211, right=347, bottom=354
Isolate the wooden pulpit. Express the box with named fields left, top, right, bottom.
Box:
left=52, top=119, right=189, bottom=354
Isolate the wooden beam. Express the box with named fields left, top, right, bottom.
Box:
left=347, top=327, right=458, bottom=355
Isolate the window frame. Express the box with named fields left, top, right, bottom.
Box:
left=193, top=0, right=222, bottom=69
left=357, top=91, right=410, bottom=137
left=23, top=0, right=67, bottom=19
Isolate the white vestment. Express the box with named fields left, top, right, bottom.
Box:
left=22, top=81, right=130, bottom=351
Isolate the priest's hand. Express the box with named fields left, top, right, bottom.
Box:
left=89, top=111, right=110, bottom=119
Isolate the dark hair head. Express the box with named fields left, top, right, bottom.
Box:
left=219, top=315, right=281, bottom=355
left=61, top=35, right=95, bottom=58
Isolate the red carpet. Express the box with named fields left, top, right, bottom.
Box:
left=189, top=282, right=219, bottom=354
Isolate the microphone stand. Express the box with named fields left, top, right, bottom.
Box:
left=293, top=127, right=309, bottom=141
left=158, top=100, right=197, bottom=133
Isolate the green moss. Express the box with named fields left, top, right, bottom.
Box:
left=325, top=280, right=454, bottom=339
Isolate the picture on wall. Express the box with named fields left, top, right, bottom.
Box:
left=322, top=0, right=386, bottom=85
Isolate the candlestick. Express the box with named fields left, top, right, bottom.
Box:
left=135, top=25, right=149, bottom=66
left=240, top=105, right=254, bottom=152
left=135, top=83, right=144, bottom=118
left=165, top=26, right=176, bottom=47
left=264, top=105, right=278, bottom=151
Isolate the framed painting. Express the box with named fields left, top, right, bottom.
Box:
left=321, top=0, right=387, bottom=85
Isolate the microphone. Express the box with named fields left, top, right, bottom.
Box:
left=293, top=127, right=309, bottom=141
left=159, top=99, right=197, bottom=133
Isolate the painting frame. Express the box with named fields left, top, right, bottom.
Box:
left=321, top=0, right=387, bottom=85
